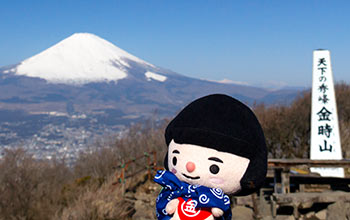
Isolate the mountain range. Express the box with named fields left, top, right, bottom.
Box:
left=0, top=33, right=303, bottom=155
left=0, top=33, right=301, bottom=117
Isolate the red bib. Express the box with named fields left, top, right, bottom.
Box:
left=177, top=197, right=212, bottom=220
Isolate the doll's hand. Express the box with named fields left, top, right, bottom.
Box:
left=166, top=198, right=179, bottom=215
left=211, top=207, right=224, bottom=217
left=203, top=208, right=223, bottom=220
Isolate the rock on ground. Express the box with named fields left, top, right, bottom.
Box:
left=326, top=201, right=350, bottom=220
left=231, top=205, right=254, bottom=220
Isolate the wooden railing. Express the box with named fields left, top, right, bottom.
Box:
left=112, top=151, right=161, bottom=193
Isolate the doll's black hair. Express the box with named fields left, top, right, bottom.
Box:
left=163, top=94, right=267, bottom=196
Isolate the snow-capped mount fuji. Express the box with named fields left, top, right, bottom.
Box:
left=0, top=33, right=302, bottom=150
left=4, top=33, right=167, bottom=84
left=0, top=32, right=300, bottom=119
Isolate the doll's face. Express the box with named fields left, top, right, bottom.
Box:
left=168, top=140, right=250, bottom=194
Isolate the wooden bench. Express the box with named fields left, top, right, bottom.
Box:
left=266, top=159, right=350, bottom=218
left=268, top=159, right=350, bottom=194
left=270, top=191, right=350, bottom=218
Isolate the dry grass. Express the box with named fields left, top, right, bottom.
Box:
left=254, top=91, right=311, bottom=158
left=0, top=119, right=167, bottom=220
left=74, top=119, right=167, bottom=180
left=55, top=176, right=134, bottom=220
left=0, top=149, right=72, bottom=219
left=254, top=82, right=350, bottom=159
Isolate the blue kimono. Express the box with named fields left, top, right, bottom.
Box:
left=154, top=170, right=232, bottom=220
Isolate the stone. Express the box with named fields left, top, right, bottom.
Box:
left=257, top=195, right=272, bottom=217
left=231, top=205, right=254, bottom=220
left=299, top=201, right=314, bottom=209
left=236, top=195, right=254, bottom=207
left=315, top=209, right=326, bottom=220
left=305, top=211, right=315, bottom=218
left=326, top=201, right=350, bottom=220
left=262, top=215, right=294, bottom=220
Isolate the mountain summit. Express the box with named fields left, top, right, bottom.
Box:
left=6, top=33, right=156, bottom=84
left=0, top=33, right=301, bottom=150
left=0, top=33, right=300, bottom=117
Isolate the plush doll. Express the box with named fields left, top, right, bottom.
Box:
left=154, top=94, right=267, bottom=220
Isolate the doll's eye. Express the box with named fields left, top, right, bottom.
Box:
left=172, top=157, right=177, bottom=166
left=209, top=164, right=220, bottom=174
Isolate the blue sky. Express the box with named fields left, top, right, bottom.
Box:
left=1, top=0, right=350, bottom=88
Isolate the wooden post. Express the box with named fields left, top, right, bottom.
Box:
left=251, top=193, right=260, bottom=219
left=270, top=195, right=277, bottom=218
left=293, top=203, right=299, bottom=219
left=273, top=167, right=290, bottom=194
left=147, top=156, right=151, bottom=180
left=121, top=165, right=125, bottom=196
left=274, top=168, right=282, bottom=194
left=281, top=169, right=290, bottom=194
left=152, top=151, right=157, bottom=171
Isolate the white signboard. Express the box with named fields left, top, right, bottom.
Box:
left=310, top=50, right=344, bottom=177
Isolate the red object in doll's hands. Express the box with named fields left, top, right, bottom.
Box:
left=177, top=197, right=212, bottom=220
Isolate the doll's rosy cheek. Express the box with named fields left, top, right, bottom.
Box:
left=171, top=168, right=177, bottom=174
left=209, top=177, right=224, bottom=185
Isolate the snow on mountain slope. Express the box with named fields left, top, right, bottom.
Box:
left=12, top=33, right=155, bottom=84
left=145, top=71, right=167, bottom=82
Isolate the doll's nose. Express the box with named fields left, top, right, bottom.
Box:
left=186, top=162, right=196, bottom=173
